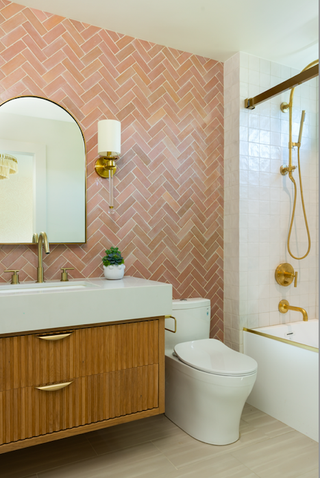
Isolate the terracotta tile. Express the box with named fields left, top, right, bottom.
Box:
left=22, top=61, right=46, bottom=88
left=80, top=58, right=101, bottom=79
left=133, top=259, right=151, bottom=279
left=115, top=43, right=135, bottom=65
left=114, top=33, right=133, bottom=50
left=115, top=65, right=134, bottom=87
left=0, top=51, right=25, bottom=76
left=80, top=83, right=102, bottom=104
left=62, top=72, right=86, bottom=98
left=81, top=33, right=101, bottom=56
left=1, top=2, right=25, bottom=20
left=117, top=102, right=135, bottom=122
left=63, top=18, right=84, bottom=46
left=132, top=50, right=152, bottom=77
left=0, top=4, right=224, bottom=339
left=80, top=255, right=103, bottom=278
left=1, top=11, right=25, bottom=33
left=60, top=32, right=83, bottom=61
left=1, top=38, right=26, bottom=63
left=132, top=62, right=150, bottom=86
left=0, top=64, right=25, bottom=89
left=42, top=13, right=64, bottom=32
left=80, top=25, right=100, bottom=42
left=22, top=9, right=47, bottom=39
left=98, top=79, right=120, bottom=107
left=98, top=29, right=119, bottom=55
left=2, top=27, right=25, bottom=52
left=80, top=40, right=102, bottom=65
left=115, top=89, right=135, bottom=113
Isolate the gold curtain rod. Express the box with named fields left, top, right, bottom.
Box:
left=244, top=64, right=319, bottom=110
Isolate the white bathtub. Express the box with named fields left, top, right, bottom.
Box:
left=243, top=319, right=318, bottom=442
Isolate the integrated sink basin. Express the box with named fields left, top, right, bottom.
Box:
left=0, top=277, right=172, bottom=335
left=0, top=280, right=94, bottom=294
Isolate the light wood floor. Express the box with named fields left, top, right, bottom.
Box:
left=1, top=404, right=318, bottom=478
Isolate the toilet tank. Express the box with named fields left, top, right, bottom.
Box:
left=165, top=298, right=211, bottom=353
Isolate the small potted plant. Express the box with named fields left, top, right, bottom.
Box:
left=102, top=246, right=125, bottom=280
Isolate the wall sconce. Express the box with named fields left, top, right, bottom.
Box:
left=95, top=119, right=121, bottom=215
left=0, top=153, right=18, bottom=180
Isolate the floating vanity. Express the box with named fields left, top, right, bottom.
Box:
left=0, top=277, right=172, bottom=453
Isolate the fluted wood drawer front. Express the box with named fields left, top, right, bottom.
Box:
left=0, top=331, right=77, bottom=391
left=79, top=320, right=160, bottom=376
left=0, top=364, right=159, bottom=445
left=0, top=320, right=160, bottom=392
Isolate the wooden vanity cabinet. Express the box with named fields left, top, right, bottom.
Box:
left=0, top=317, right=165, bottom=454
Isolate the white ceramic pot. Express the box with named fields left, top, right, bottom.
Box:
left=103, top=264, right=125, bottom=280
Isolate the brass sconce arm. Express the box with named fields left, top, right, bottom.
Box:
left=95, top=154, right=118, bottom=178
left=278, top=300, right=308, bottom=321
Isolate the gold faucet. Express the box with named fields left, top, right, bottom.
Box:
left=278, top=300, right=308, bottom=321
left=33, top=232, right=50, bottom=283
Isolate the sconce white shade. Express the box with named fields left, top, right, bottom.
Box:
left=98, top=119, right=121, bottom=157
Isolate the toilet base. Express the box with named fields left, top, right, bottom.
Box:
left=165, top=354, right=257, bottom=445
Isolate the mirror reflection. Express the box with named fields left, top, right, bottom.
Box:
left=0, top=96, right=86, bottom=244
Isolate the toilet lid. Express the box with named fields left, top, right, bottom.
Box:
left=174, top=339, right=258, bottom=377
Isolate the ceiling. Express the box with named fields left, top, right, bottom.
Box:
left=14, top=0, right=318, bottom=69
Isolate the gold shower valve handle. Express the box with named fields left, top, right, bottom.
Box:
left=275, top=263, right=297, bottom=287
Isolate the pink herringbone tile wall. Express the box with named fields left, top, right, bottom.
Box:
left=0, top=1, right=224, bottom=339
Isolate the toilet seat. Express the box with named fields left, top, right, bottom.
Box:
left=174, top=339, right=257, bottom=377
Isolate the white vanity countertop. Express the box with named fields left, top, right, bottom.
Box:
left=0, top=277, right=172, bottom=335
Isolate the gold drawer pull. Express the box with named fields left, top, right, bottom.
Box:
left=38, top=333, right=72, bottom=341
left=36, top=381, right=73, bottom=392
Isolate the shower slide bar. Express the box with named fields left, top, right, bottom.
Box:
left=244, top=64, right=318, bottom=110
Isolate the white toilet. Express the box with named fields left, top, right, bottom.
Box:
left=165, top=298, right=257, bottom=445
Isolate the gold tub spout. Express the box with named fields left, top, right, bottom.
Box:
left=278, top=300, right=308, bottom=321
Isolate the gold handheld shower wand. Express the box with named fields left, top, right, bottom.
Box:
left=297, top=110, right=305, bottom=146
left=280, top=60, right=318, bottom=260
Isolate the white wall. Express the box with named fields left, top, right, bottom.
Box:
left=224, top=52, right=319, bottom=351
left=0, top=154, right=34, bottom=242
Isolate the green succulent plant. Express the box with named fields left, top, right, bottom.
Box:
left=102, top=247, right=124, bottom=267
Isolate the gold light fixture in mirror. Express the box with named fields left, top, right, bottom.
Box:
left=0, top=153, right=18, bottom=179
left=95, top=119, right=121, bottom=215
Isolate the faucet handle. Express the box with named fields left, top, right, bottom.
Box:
left=4, top=270, right=20, bottom=284
left=275, top=263, right=298, bottom=287
left=61, top=267, right=74, bottom=282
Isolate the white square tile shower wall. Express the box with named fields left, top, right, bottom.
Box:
left=224, top=52, right=319, bottom=351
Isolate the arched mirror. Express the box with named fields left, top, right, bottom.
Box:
left=0, top=96, right=86, bottom=244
